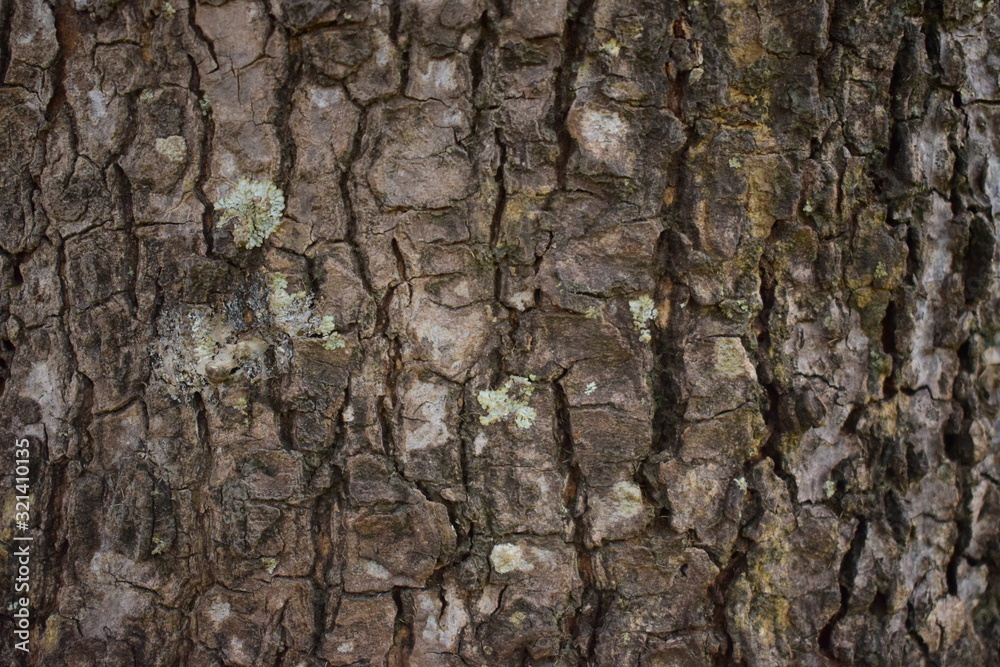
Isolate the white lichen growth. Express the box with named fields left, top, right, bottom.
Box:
left=609, top=481, right=644, bottom=518
left=735, top=476, right=748, bottom=492
left=823, top=479, right=837, bottom=498
left=214, top=177, right=284, bottom=249
left=584, top=381, right=597, bottom=395
left=155, top=135, right=187, bottom=163
left=490, top=544, right=534, bottom=574
left=153, top=308, right=229, bottom=399
left=267, top=273, right=346, bottom=350
left=151, top=536, right=168, bottom=556
left=629, top=295, right=658, bottom=343
left=600, top=38, right=622, bottom=57
left=153, top=308, right=271, bottom=399
left=261, top=557, right=279, bottom=574
left=268, top=273, right=314, bottom=336
left=162, top=2, right=176, bottom=17
left=478, top=376, right=536, bottom=428
left=317, top=315, right=347, bottom=350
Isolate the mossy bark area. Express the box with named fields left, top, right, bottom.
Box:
left=1, top=0, right=999, bottom=664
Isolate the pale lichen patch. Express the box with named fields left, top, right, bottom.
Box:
left=363, top=559, right=391, bottom=579
left=208, top=601, right=231, bottom=625
left=151, top=536, right=168, bottom=555
left=214, top=177, right=285, bottom=249
left=609, top=481, right=644, bottom=518
left=489, top=543, right=534, bottom=574
left=569, top=106, right=633, bottom=172
left=629, top=295, right=657, bottom=342
left=154, top=135, right=187, bottom=163
left=267, top=273, right=347, bottom=350
left=713, top=337, right=755, bottom=378
left=153, top=308, right=232, bottom=399
left=477, top=376, right=536, bottom=428
left=600, top=38, right=622, bottom=57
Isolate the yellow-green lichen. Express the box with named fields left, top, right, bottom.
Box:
left=478, top=376, right=536, bottom=428
left=155, top=136, right=187, bottom=163
left=153, top=307, right=230, bottom=399
left=267, top=273, right=347, bottom=350
left=629, top=295, right=657, bottom=342
left=490, top=543, right=533, bottom=574
left=215, top=177, right=284, bottom=249
left=151, top=536, right=168, bottom=555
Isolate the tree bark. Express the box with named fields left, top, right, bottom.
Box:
left=1, top=0, right=999, bottom=664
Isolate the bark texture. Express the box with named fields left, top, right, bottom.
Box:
left=2, top=0, right=1000, bottom=664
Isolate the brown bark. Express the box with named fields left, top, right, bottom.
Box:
left=1, top=0, right=999, bottom=664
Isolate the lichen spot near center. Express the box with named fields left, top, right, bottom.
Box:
left=155, top=135, right=187, bottom=163
left=609, top=481, right=645, bottom=518
left=629, top=295, right=658, bottom=342
left=490, top=543, right=534, bottom=574
left=477, top=376, right=536, bottom=428
left=214, top=177, right=285, bottom=249
left=572, top=108, right=629, bottom=164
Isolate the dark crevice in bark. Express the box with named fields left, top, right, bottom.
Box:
left=906, top=600, right=936, bottom=664
left=0, top=334, right=12, bottom=398
left=0, top=0, right=14, bottom=84
left=818, top=517, right=868, bottom=655
left=884, top=489, right=911, bottom=545
left=880, top=300, right=898, bottom=397
left=469, top=10, right=490, bottom=108
left=340, top=105, right=375, bottom=297
left=308, top=400, right=345, bottom=656
left=186, top=0, right=219, bottom=70
left=553, top=375, right=599, bottom=660
left=756, top=245, right=797, bottom=502
left=273, top=31, right=299, bottom=202
left=45, top=0, right=77, bottom=124
left=186, top=52, right=216, bottom=257
left=35, top=370, right=88, bottom=641
left=391, top=587, right=414, bottom=664
left=650, top=306, right=685, bottom=456
left=962, top=215, right=995, bottom=306
left=485, top=119, right=517, bottom=385
left=377, top=337, right=402, bottom=465
left=11, top=252, right=25, bottom=287
left=710, top=549, right=748, bottom=667
left=189, top=390, right=218, bottom=643
left=489, top=127, right=507, bottom=304
left=553, top=0, right=596, bottom=190
left=945, top=466, right=973, bottom=597
left=945, top=352, right=976, bottom=597
left=388, top=0, right=403, bottom=48
left=110, top=164, right=140, bottom=319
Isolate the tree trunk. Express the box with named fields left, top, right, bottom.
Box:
left=2, top=0, right=999, bottom=664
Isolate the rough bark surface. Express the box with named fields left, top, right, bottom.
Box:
left=1, top=0, right=999, bottom=664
